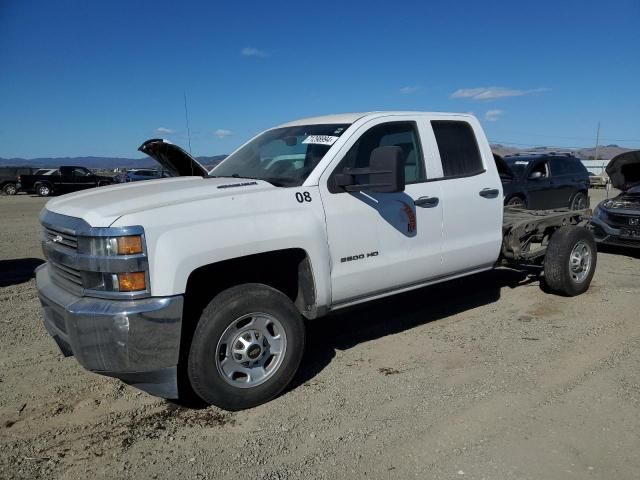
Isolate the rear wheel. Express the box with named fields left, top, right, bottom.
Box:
left=3, top=183, right=17, bottom=195
left=506, top=196, right=526, bottom=208
left=187, top=284, right=305, bottom=411
left=543, top=226, right=596, bottom=296
left=570, top=191, right=587, bottom=210
left=36, top=183, right=51, bottom=197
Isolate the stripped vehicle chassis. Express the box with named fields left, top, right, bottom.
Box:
left=500, top=207, right=591, bottom=265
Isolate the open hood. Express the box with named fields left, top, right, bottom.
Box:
left=138, top=139, right=209, bottom=177
left=606, top=150, right=640, bottom=191
left=494, top=153, right=514, bottom=178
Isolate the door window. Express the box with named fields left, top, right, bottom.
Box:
left=431, top=121, right=484, bottom=178
left=72, top=167, right=91, bottom=177
left=549, top=158, right=570, bottom=176
left=529, top=160, right=550, bottom=179
left=330, top=122, right=425, bottom=192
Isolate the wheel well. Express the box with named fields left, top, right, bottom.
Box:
left=179, top=249, right=316, bottom=381
left=184, top=248, right=315, bottom=315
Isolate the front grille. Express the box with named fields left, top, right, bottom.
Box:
left=50, top=261, right=82, bottom=285
left=49, top=260, right=83, bottom=288
left=604, top=212, right=640, bottom=228
left=44, top=226, right=78, bottom=250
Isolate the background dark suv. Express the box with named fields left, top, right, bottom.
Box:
left=497, top=153, right=590, bottom=210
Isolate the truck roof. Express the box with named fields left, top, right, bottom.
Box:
left=276, top=111, right=475, bottom=127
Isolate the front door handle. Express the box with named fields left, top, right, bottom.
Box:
left=479, top=188, right=500, bottom=199
left=414, top=196, right=439, bottom=208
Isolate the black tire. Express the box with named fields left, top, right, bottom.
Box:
left=543, top=226, right=597, bottom=296
left=570, top=191, right=588, bottom=210
left=187, top=284, right=305, bottom=411
left=3, top=183, right=18, bottom=195
left=36, top=183, right=51, bottom=197
left=506, top=196, right=526, bottom=208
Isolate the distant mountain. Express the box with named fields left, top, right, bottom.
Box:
left=490, top=144, right=635, bottom=160
left=1, top=143, right=636, bottom=170
left=0, top=155, right=227, bottom=170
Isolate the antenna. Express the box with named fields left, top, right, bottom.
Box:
left=594, top=121, right=601, bottom=171
left=183, top=91, right=192, bottom=155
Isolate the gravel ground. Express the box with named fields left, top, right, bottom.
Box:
left=1, top=190, right=639, bottom=480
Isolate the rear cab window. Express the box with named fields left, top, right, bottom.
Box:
left=431, top=120, right=484, bottom=178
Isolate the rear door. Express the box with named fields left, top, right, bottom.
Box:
left=320, top=117, right=445, bottom=304
left=549, top=157, right=574, bottom=207
left=429, top=118, right=503, bottom=275
left=525, top=159, right=553, bottom=209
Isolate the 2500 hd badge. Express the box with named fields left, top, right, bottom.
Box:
left=341, top=251, right=379, bottom=263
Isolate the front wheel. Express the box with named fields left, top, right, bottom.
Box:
left=570, top=191, right=587, bottom=210
left=187, top=284, right=305, bottom=411
left=3, top=183, right=17, bottom=195
left=543, top=226, right=597, bottom=296
left=36, top=183, right=51, bottom=197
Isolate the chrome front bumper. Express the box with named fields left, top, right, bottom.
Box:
left=36, top=264, right=183, bottom=398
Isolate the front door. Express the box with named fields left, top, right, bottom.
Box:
left=320, top=119, right=444, bottom=305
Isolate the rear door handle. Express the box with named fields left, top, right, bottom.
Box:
left=479, top=188, right=500, bottom=198
left=414, top=196, right=439, bottom=208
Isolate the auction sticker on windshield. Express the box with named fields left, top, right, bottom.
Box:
left=302, top=135, right=339, bottom=146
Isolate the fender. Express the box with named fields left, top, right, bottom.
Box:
left=111, top=185, right=332, bottom=312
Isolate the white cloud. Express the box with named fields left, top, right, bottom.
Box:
left=155, top=127, right=175, bottom=134
left=451, top=86, right=549, bottom=101
left=213, top=129, right=232, bottom=139
left=484, top=109, right=503, bottom=122
left=399, top=85, right=420, bottom=95
left=241, top=47, right=269, bottom=58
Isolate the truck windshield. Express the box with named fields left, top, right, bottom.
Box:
left=210, top=124, right=350, bottom=186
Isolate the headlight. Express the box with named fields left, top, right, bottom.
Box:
left=593, top=205, right=609, bottom=221
left=81, top=235, right=144, bottom=256
left=75, top=231, right=148, bottom=297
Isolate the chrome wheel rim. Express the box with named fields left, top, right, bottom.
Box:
left=572, top=194, right=586, bottom=210
left=215, top=313, right=287, bottom=388
left=569, top=240, right=592, bottom=283
left=39, top=186, right=49, bottom=196
left=5, top=185, right=16, bottom=195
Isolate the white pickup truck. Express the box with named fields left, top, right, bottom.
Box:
left=37, top=112, right=597, bottom=410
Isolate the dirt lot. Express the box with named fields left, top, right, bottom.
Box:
left=1, top=191, right=639, bottom=480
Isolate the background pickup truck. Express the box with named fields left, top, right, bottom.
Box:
left=36, top=111, right=597, bottom=411
left=0, top=167, right=36, bottom=195
left=19, top=165, right=114, bottom=196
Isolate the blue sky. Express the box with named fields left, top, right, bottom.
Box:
left=1, top=0, right=639, bottom=158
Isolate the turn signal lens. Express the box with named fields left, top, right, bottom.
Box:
left=117, top=272, right=146, bottom=291
left=117, top=235, right=143, bottom=255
